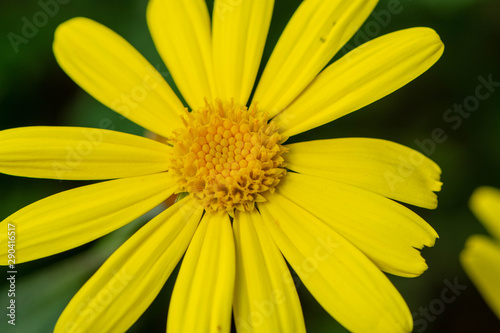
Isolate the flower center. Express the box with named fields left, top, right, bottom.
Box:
left=168, top=99, right=287, bottom=213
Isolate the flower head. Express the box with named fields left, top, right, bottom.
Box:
left=0, top=1, right=444, bottom=332
left=461, top=186, right=500, bottom=319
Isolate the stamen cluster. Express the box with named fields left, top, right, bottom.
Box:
left=169, top=99, right=287, bottom=213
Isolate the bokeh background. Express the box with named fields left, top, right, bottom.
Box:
left=1, top=0, right=499, bottom=332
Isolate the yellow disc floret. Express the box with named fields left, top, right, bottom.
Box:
left=168, top=99, right=287, bottom=213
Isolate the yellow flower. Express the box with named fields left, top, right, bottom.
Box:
left=461, top=187, right=500, bottom=319
left=0, top=1, right=444, bottom=332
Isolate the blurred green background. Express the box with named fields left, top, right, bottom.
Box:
left=1, top=0, right=499, bottom=332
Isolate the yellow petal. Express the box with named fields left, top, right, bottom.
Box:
left=0, top=173, right=176, bottom=264
left=167, top=212, right=235, bottom=333
left=276, top=173, right=438, bottom=277
left=252, top=0, right=378, bottom=116
left=233, top=210, right=306, bottom=333
left=470, top=186, right=500, bottom=241
left=54, top=198, right=203, bottom=333
left=259, top=194, right=413, bottom=333
left=147, top=0, right=216, bottom=109
left=0, top=126, right=170, bottom=180
left=54, top=18, right=185, bottom=138
left=461, top=235, right=500, bottom=319
left=274, top=28, right=444, bottom=136
left=285, top=138, right=442, bottom=209
left=212, top=0, right=274, bottom=105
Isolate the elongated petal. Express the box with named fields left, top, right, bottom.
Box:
left=0, top=126, right=170, bottom=180
left=167, top=212, right=235, bottom=333
left=54, top=18, right=184, bottom=138
left=148, top=0, right=216, bottom=109
left=461, top=235, right=500, bottom=319
left=233, top=210, right=306, bottom=333
left=213, top=0, right=274, bottom=105
left=0, top=173, right=176, bottom=264
left=259, top=194, right=413, bottom=333
left=54, top=198, right=203, bottom=333
left=470, top=186, right=500, bottom=241
left=285, top=138, right=442, bottom=209
left=253, top=0, right=378, bottom=116
left=274, top=28, right=444, bottom=136
left=276, top=173, right=438, bottom=277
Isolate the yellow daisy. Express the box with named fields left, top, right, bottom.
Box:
left=0, top=1, right=444, bottom=332
left=461, top=186, right=500, bottom=319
